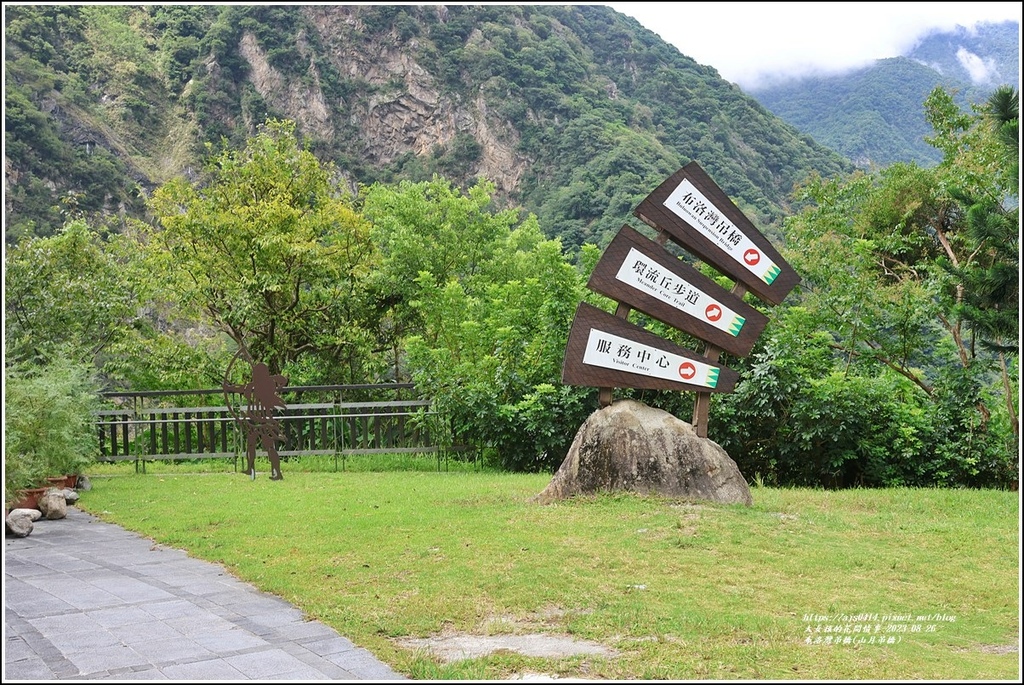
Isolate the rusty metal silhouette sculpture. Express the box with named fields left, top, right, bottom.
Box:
left=223, top=342, right=289, bottom=481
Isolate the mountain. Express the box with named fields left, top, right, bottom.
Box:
left=3, top=4, right=853, bottom=247
left=749, top=20, right=1020, bottom=169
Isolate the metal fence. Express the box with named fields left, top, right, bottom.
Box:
left=96, top=384, right=470, bottom=472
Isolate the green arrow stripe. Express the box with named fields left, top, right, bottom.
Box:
left=762, top=265, right=781, bottom=285
left=705, top=367, right=720, bottom=388
left=728, top=315, right=745, bottom=336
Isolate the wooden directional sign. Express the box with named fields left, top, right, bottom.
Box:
left=587, top=225, right=768, bottom=358
left=562, top=302, right=740, bottom=394
left=634, top=161, right=800, bottom=305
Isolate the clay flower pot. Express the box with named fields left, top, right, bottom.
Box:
left=9, top=487, right=47, bottom=511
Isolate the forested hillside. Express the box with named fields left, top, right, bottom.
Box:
left=4, top=4, right=852, bottom=246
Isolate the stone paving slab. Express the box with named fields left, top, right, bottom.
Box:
left=4, top=507, right=406, bottom=681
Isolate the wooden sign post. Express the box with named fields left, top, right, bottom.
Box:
left=562, top=302, right=739, bottom=394
left=562, top=161, right=800, bottom=438
left=633, top=161, right=800, bottom=306
left=586, top=225, right=768, bottom=358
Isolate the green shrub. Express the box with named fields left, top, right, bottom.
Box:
left=3, top=448, right=46, bottom=506
left=711, top=327, right=1015, bottom=489
left=4, top=358, right=101, bottom=503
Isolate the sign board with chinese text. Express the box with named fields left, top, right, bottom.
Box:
left=587, top=225, right=768, bottom=358
left=633, top=161, right=800, bottom=305
left=562, top=302, right=739, bottom=394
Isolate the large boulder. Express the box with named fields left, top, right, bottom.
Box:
left=37, top=488, right=68, bottom=520
left=534, top=399, right=752, bottom=506
left=5, top=509, right=38, bottom=537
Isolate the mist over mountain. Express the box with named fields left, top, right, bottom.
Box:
left=748, top=20, right=1020, bottom=168
left=908, top=20, right=1019, bottom=88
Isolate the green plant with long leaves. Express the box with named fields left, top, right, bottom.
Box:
left=4, top=358, right=101, bottom=503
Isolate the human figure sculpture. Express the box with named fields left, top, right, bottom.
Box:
left=224, top=362, right=289, bottom=480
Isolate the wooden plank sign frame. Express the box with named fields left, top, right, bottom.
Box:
left=587, top=225, right=768, bottom=358
left=562, top=302, right=739, bottom=394
left=560, top=161, right=800, bottom=438
left=633, top=161, right=800, bottom=305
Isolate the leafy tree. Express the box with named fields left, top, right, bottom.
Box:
left=939, top=86, right=1019, bottom=443
left=147, top=119, right=379, bottom=383
left=986, top=85, right=1020, bottom=190
left=716, top=86, right=1018, bottom=487
left=394, top=196, right=594, bottom=470
left=4, top=219, right=141, bottom=367
left=358, top=176, right=525, bottom=378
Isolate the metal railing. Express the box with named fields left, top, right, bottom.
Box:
left=96, top=384, right=471, bottom=472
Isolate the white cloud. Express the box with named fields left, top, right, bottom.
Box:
left=607, top=2, right=1021, bottom=90
left=956, top=48, right=1001, bottom=84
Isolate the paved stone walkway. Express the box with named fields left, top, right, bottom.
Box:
left=4, top=507, right=406, bottom=681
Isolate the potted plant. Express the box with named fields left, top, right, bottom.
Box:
left=4, top=449, right=47, bottom=512
left=45, top=450, right=95, bottom=489
left=5, top=359, right=100, bottom=505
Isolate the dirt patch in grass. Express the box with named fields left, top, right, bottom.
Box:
left=396, top=608, right=616, bottom=664
left=507, top=673, right=594, bottom=681
left=976, top=644, right=1018, bottom=655
left=395, top=632, right=617, bottom=663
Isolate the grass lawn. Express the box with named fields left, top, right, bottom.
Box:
left=75, top=465, right=1020, bottom=680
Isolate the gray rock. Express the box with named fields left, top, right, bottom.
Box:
left=5, top=511, right=34, bottom=537
left=76, top=475, right=92, bottom=491
left=8, top=508, right=43, bottom=522
left=534, top=399, right=752, bottom=506
left=62, top=488, right=80, bottom=503
left=37, top=488, right=68, bottom=520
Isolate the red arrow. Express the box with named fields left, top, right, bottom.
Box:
left=678, top=362, right=696, bottom=380
left=744, top=249, right=761, bottom=265
left=705, top=304, right=722, bottom=322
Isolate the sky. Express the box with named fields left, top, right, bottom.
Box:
left=606, top=2, right=1022, bottom=90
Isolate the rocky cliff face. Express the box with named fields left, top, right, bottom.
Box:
left=239, top=30, right=334, bottom=140
left=288, top=5, right=527, bottom=195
